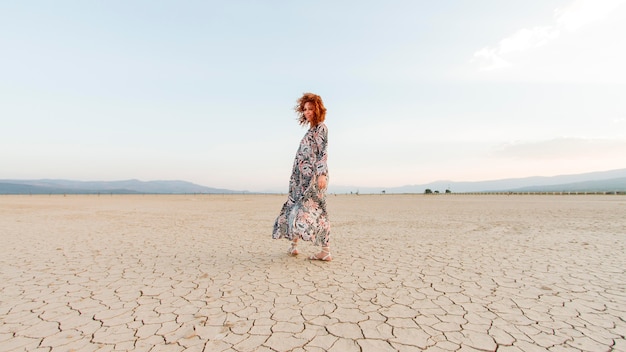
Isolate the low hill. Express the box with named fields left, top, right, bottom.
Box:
left=508, top=177, right=626, bottom=193
left=328, top=168, right=626, bottom=194
left=0, top=179, right=242, bottom=194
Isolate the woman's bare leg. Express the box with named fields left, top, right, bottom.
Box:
left=288, top=237, right=299, bottom=256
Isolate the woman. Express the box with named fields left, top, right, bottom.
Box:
left=272, top=93, right=331, bottom=261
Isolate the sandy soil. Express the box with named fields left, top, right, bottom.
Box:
left=1, top=194, right=625, bottom=351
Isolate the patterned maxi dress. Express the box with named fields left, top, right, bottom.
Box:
left=272, top=123, right=330, bottom=246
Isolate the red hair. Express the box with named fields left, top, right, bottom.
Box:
left=295, top=93, right=327, bottom=127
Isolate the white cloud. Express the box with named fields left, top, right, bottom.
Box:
left=474, top=0, right=626, bottom=71
left=556, top=0, right=625, bottom=31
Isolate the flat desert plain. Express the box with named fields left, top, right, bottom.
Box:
left=1, top=194, right=625, bottom=352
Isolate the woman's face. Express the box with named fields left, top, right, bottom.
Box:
left=303, top=102, right=315, bottom=123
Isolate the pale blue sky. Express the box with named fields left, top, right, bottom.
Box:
left=2, top=0, right=625, bottom=192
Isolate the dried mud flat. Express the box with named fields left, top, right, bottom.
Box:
left=1, top=194, right=625, bottom=351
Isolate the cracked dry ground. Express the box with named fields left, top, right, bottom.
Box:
left=1, top=194, right=625, bottom=352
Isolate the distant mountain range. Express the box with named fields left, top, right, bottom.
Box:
left=0, top=179, right=242, bottom=195
left=2, top=168, right=625, bottom=194
left=327, top=168, right=626, bottom=194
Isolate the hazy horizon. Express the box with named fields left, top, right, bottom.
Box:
left=2, top=1, right=625, bottom=190
left=3, top=166, right=625, bottom=194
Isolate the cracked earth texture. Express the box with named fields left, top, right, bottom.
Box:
left=0, top=194, right=625, bottom=352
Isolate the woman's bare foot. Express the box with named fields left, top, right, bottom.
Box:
left=309, top=247, right=332, bottom=261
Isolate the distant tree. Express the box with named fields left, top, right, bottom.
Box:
left=424, top=189, right=433, bottom=194
left=445, top=189, right=451, bottom=194
left=382, top=190, right=386, bottom=194
left=434, top=190, right=440, bottom=194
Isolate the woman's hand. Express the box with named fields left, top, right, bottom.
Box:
left=317, top=175, right=327, bottom=190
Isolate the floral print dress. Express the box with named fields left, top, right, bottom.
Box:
left=273, top=123, right=330, bottom=246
